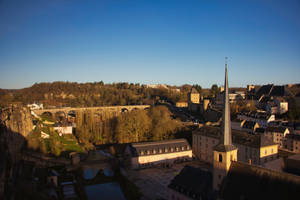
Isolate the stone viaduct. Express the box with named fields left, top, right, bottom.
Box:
left=33, top=105, right=151, bottom=117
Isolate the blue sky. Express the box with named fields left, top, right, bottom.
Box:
left=0, top=0, right=299, bottom=89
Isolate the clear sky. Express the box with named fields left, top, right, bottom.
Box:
left=0, top=0, right=299, bottom=89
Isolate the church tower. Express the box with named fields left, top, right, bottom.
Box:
left=213, top=60, right=238, bottom=191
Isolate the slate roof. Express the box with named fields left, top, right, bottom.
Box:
left=256, top=84, right=273, bottom=97
left=259, top=95, right=271, bottom=103
left=214, top=144, right=237, bottom=152
left=242, top=121, right=257, bottom=129
left=168, top=165, right=214, bottom=200
left=220, top=161, right=300, bottom=200
left=128, top=139, right=191, bottom=157
left=270, top=86, right=285, bottom=96
left=238, top=111, right=272, bottom=120
left=266, top=126, right=288, bottom=134
left=255, top=128, right=265, bottom=134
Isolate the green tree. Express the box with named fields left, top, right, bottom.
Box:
left=192, top=84, right=202, bottom=93
left=288, top=97, right=300, bottom=121
left=211, top=84, right=219, bottom=97
left=116, top=110, right=151, bottom=143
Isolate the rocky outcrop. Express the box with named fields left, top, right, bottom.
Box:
left=0, top=105, right=33, bottom=137
left=0, top=105, right=33, bottom=198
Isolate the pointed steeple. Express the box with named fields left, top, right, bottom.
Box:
left=221, top=60, right=232, bottom=145
left=214, top=58, right=236, bottom=152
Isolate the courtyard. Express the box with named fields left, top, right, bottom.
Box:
left=127, top=160, right=211, bottom=200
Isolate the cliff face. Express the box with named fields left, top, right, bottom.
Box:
left=0, top=105, right=33, bottom=159
left=0, top=105, right=33, bottom=137
left=0, top=105, right=33, bottom=198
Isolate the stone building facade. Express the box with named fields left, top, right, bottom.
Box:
left=192, top=126, right=278, bottom=166
left=124, top=139, right=192, bottom=169
left=265, top=126, right=290, bottom=148
left=285, top=134, right=300, bottom=153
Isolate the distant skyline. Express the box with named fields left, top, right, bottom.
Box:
left=0, top=0, right=300, bottom=89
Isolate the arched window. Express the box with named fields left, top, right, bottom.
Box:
left=219, top=154, right=223, bottom=163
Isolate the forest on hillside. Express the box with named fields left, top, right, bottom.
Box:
left=0, top=81, right=208, bottom=107
left=27, top=105, right=186, bottom=156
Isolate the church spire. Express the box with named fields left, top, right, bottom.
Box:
left=221, top=57, right=232, bottom=145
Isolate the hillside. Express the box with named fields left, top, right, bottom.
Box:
left=0, top=82, right=194, bottom=107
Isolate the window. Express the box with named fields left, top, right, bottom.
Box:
left=176, top=147, right=179, bottom=151
left=171, top=147, right=174, bottom=152
left=165, top=148, right=168, bottom=153
left=140, top=151, right=144, bottom=156
left=181, top=146, right=185, bottom=151
left=147, top=150, right=150, bottom=155
left=219, top=154, right=223, bottom=163
left=153, top=149, right=156, bottom=154
left=187, top=146, right=190, bottom=150
left=159, top=149, right=162, bottom=153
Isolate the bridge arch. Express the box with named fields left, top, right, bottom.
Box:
left=55, top=111, right=66, bottom=121
left=68, top=110, right=76, bottom=118
left=121, top=108, right=129, bottom=113
left=41, top=111, right=53, bottom=120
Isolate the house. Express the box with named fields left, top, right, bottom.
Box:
left=53, top=123, right=73, bottom=136
left=266, top=98, right=288, bottom=114
left=168, top=166, right=214, bottom=200
left=215, top=90, right=245, bottom=106
left=265, top=126, right=290, bottom=148
left=188, top=88, right=201, bottom=112
left=124, top=139, right=192, bottom=169
left=274, top=97, right=288, bottom=114
left=285, top=134, right=300, bottom=153
left=266, top=101, right=278, bottom=114
left=27, top=103, right=43, bottom=110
